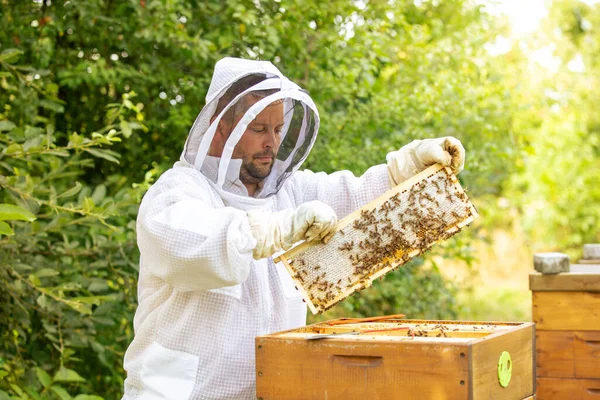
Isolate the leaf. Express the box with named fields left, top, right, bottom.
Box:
left=45, top=149, right=70, bottom=157
left=87, top=280, right=109, bottom=292
left=0, top=48, right=23, bottom=63
left=83, top=148, right=120, bottom=164
left=0, top=221, right=14, bottom=236
left=53, top=366, right=86, bottom=383
left=23, top=135, right=43, bottom=152
left=28, top=274, right=41, bottom=286
left=57, top=182, right=83, bottom=199
left=36, top=367, right=53, bottom=388
left=74, top=396, right=104, bottom=400
left=120, top=120, right=132, bottom=138
left=69, top=295, right=108, bottom=305
left=0, top=120, right=16, bottom=132
left=4, top=143, right=23, bottom=154
left=83, top=197, right=95, bottom=213
left=0, top=203, right=37, bottom=221
left=65, top=300, right=92, bottom=315
left=91, top=184, right=106, bottom=204
left=9, top=384, right=23, bottom=396
left=35, top=268, right=59, bottom=278
left=24, top=386, right=44, bottom=400
left=0, top=390, right=10, bottom=400
left=37, top=294, right=50, bottom=309
left=50, top=385, right=73, bottom=400
left=39, top=99, right=65, bottom=113
left=69, top=132, right=83, bottom=146
left=14, top=263, right=33, bottom=271
left=123, top=99, right=135, bottom=110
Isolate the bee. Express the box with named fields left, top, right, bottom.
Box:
left=338, top=241, right=354, bottom=251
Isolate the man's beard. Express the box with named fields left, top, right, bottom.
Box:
left=239, top=150, right=276, bottom=184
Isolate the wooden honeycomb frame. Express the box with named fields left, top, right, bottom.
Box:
left=274, top=164, right=479, bottom=314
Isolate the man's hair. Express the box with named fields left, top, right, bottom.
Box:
left=213, top=73, right=282, bottom=129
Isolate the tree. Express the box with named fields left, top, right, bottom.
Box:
left=505, top=0, right=600, bottom=254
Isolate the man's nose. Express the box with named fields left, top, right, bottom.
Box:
left=264, top=129, right=277, bottom=148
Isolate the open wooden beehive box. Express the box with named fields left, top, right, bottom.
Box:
left=275, top=164, right=478, bottom=314
left=256, top=318, right=535, bottom=400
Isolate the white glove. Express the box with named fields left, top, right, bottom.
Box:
left=247, top=200, right=338, bottom=260
left=386, top=136, right=465, bottom=186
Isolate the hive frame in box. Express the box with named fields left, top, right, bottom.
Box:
left=274, top=164, right=479, bottom=314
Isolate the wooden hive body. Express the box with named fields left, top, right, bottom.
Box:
left=530, top=263, right=600, bottom=398
left=256, top=319, right=535, bottom=400
left=275, top=164, right=478, bottom=314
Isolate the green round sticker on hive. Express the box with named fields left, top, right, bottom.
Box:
left=498, top=351, right=512, bottom=387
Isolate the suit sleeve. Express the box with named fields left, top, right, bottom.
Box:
left=136, top=170, right=257, bottom=292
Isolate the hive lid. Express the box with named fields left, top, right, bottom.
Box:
left=529, top=264, right=600, bottom=292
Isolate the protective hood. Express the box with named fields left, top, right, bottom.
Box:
left=180, top=57, right=320, bottom=199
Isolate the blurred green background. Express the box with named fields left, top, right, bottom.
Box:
left=1, top=0, right=598, bottom=397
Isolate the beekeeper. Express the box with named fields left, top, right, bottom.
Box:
left=122, top=57, right=465, bottom=400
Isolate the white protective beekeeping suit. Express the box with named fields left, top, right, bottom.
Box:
left=121, top=58, right=393, bottom=400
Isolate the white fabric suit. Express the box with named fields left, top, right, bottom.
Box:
left=122, top=58, right=392, bottom=399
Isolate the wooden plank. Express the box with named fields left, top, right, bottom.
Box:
left=471, top=323, right=535, bottom=400
left=255, top=336, right=471, bottom=400
left=529, top=272, right=600, bottom=292
left=575, top=331, right=600, bottom=379
left=536, top=330, right=600, bottom=379
left=536, top=330, right=575, bottom=377
left=537, top=377, right=600, bottom=399
left=532, top=292, right=600, bottom=331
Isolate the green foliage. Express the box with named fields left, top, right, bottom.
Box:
left=0, top=203, right=36, bottom=236
left=504, top=0, right=600, bottom=255
left=0, top=30, right=150, bottom=396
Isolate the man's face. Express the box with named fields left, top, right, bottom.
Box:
left=231, top=101, right=284, bottom=185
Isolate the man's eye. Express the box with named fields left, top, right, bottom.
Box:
left=251, top=127, right=265, bottom=133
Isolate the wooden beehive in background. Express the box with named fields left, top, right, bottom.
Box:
left=530, top=263, right=600, bottom=398
left=255, top=318, right=535, bottom=400
left=275, top=164, right=478, bottom=314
